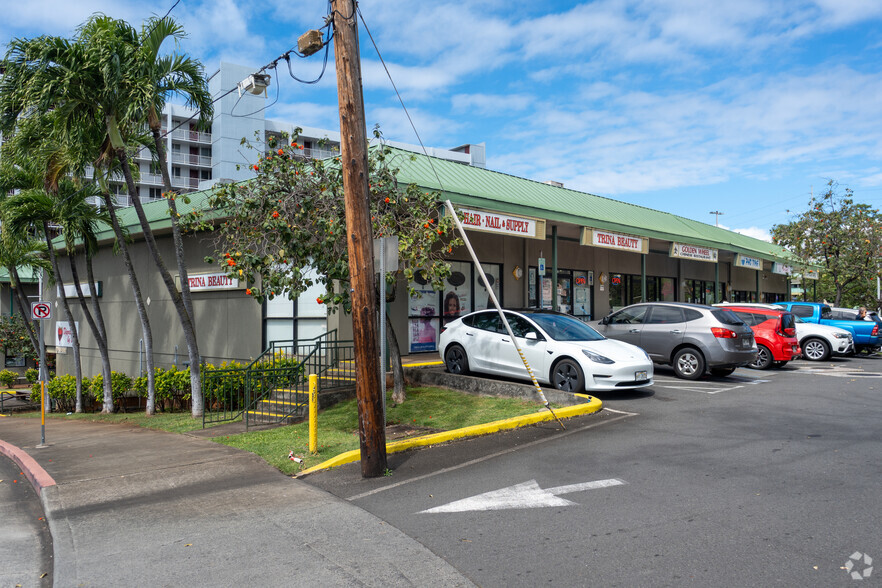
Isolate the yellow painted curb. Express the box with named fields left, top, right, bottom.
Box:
left=299, top=396, right=602, bottom=475
left=402, top=361, right=445, bottom=368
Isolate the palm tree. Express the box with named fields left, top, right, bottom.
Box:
left=0, top=223, right=50, bottom=359
left=74, top=15, right=207, bottom=416
left=54, top=184, right=116, bottom=412
left=2, top=189, right=95, bottom=411
left=0, top=25, right=165, bottom=415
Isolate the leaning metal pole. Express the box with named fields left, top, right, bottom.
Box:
left=443, top=200, right=566, bottom=429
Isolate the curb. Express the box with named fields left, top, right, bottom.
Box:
left=0, top=439, right=57, bottom=495
left=298, top=394, right=602, bottom=475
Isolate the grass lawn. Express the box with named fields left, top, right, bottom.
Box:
left=15, top=386, right=556, bottom=473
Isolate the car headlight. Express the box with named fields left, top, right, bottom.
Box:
left=582, top=349, right=615, bottom=364
left=833, top=333, right=848, bottom=339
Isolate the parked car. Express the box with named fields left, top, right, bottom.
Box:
left=717, top=305, right=800, bottom=369
left=439, top=309, right=653, bottom=393
left=716, top=303, right=853, bottom=361
left=830, top=307, right=882, bottom=355
left=591, top=302, right=756, bottom=380
left=774, top=302, right=880, bottom=355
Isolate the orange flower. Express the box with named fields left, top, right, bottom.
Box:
left=316, top=297, right=323, bottom=304
left=278, top=149, right=284, bottom=155
left=384, top=197, right=390, bottom=203
left=272, top=211, right=280, bottom=218
left=252, top=164, right=259, bottom=171
left=227, top=259, right=236, bottom=266
left=246, top=288, right=252, bottom=295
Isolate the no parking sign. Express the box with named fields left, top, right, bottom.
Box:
left=31, top=301, right=51, bottom=320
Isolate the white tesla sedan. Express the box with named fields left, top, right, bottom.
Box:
left=439, top=309, right=654, bottom=393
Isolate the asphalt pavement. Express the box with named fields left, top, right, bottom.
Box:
left=0, top=417, right=474, bottom=587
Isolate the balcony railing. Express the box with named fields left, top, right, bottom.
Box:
left=171, top=128, right=212, bottom=143
left=171, top=152, right=212, bottom=167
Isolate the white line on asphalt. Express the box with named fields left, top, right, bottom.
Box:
left=655, top=384, right=746, bottom=394
left=345, top=409, right=638, bottom=502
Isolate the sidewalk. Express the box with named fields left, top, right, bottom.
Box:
left=0, top=417, right=474, bottom=587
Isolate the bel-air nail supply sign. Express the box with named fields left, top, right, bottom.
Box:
left=734, top=254, right=762, bottom=270
left=669, top=242, right=718, bottom=262
left=457, top=207, right=545, bottom=239
left=580, top=228, right=648, bottom=254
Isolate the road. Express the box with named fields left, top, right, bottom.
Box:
left=0, top=452, right=53, bottom=587
left=307, top=355, right=882, bottom=586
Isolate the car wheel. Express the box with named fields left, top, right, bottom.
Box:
left=748, top=345, right=773, bottom=370
left=551, top=358, right=585, bottom=393
left=772, top=360, right=788, bottom=368
left=673, top=348, right=705, bottom=380
left=444, top=344, right=470, bottom=375
left=709, top=367, right=736, bottom=377
left=801, top=337, right=830, bottom=361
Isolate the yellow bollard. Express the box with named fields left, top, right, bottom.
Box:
left=308, top=374, right=318, bottom=454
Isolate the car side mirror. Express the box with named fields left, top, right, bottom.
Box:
left=525, top=332, right=538, bottom=340
left=600, top=316, right=609, bottom=325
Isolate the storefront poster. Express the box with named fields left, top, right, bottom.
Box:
left=443, top=261, right=471, bottom=320
left=409, top=317, right=438, bottom=353
left=55, top=321, right=79, bottom=348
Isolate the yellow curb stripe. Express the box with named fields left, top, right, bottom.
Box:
left=402, top=361, right=445, bottom=368
left=246, top=410, right=300, bottom=419
left=300, top=397, right=602, bottom=475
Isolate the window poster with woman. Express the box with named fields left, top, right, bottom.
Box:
left=408, top=271, right=440, bottom=352
left=443, top=261, right=471, bottom=325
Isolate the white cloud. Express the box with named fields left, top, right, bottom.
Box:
left=732, top=226, right=772, bottom=241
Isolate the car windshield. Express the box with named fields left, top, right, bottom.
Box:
left=710, top=309, right=746, bottom=326
left=528, top=314, right=604, bottom=342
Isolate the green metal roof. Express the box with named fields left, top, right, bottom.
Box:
left=82, top=146, right=798, bottom=266
left=387, top=148, right=796, bottom=264
left=0, top=266, right=39, bottom=284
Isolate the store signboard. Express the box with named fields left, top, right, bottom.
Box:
left=669, top=242, right=718, bottom=262
left=772, top=262, right=793, bottom=275
left=175, top=272, right=244, bottom=292
left=457, top=207, right=545, bottom=239
left=734, top=254, right=762, bottom=270
left=581, top=228, right=648, bottom=254
left=803, top=269, right=819, bottom=280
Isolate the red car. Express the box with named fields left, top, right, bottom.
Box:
left=724, top=306, right=801, bottom=369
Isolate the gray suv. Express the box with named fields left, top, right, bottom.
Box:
left=592, top=302, right=757, bottom=379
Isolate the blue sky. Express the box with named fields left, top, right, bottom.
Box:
left=5, top=0, right=882, bottom=241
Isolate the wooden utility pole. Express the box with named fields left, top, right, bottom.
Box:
left=332, top=0, right=387, bottom=477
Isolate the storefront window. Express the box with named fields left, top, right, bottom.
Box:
left=443, top=261, right=471, bottom=325
left=612, top=274, right=677, bottom=308
left=408, top=272, right=440, bottom=353
left=573, top=271, right=592, bottom=318
left=474, top=263, right=501, bottom=311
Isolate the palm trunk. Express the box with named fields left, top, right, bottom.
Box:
left=102, top=192, right=156, bottom=415
left=9, top=267, right=40, bottom=357
left=115, top=150, right=203, bottom=416
left=42, top=225, right=83, bottom=412
left=152, top=129, right=195, bottom=323
left=84, top=255, right=115, bottom=412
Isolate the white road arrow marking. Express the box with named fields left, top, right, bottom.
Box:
left=419, top=478, right=625, bottom=514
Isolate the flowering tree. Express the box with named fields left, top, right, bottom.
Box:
left=189, top=130, right=463, bottom=402
left=772, top=180, right=882, bottom=307
left=0, top=314, right=38, bottom=363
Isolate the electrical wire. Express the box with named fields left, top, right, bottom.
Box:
left=355, top=4, right=448, bottom=195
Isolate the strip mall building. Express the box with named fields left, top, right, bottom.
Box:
left=43, top=146, right=807, bottom=378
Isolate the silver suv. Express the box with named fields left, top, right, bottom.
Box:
left=592, top=302, right=757, bottom=379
